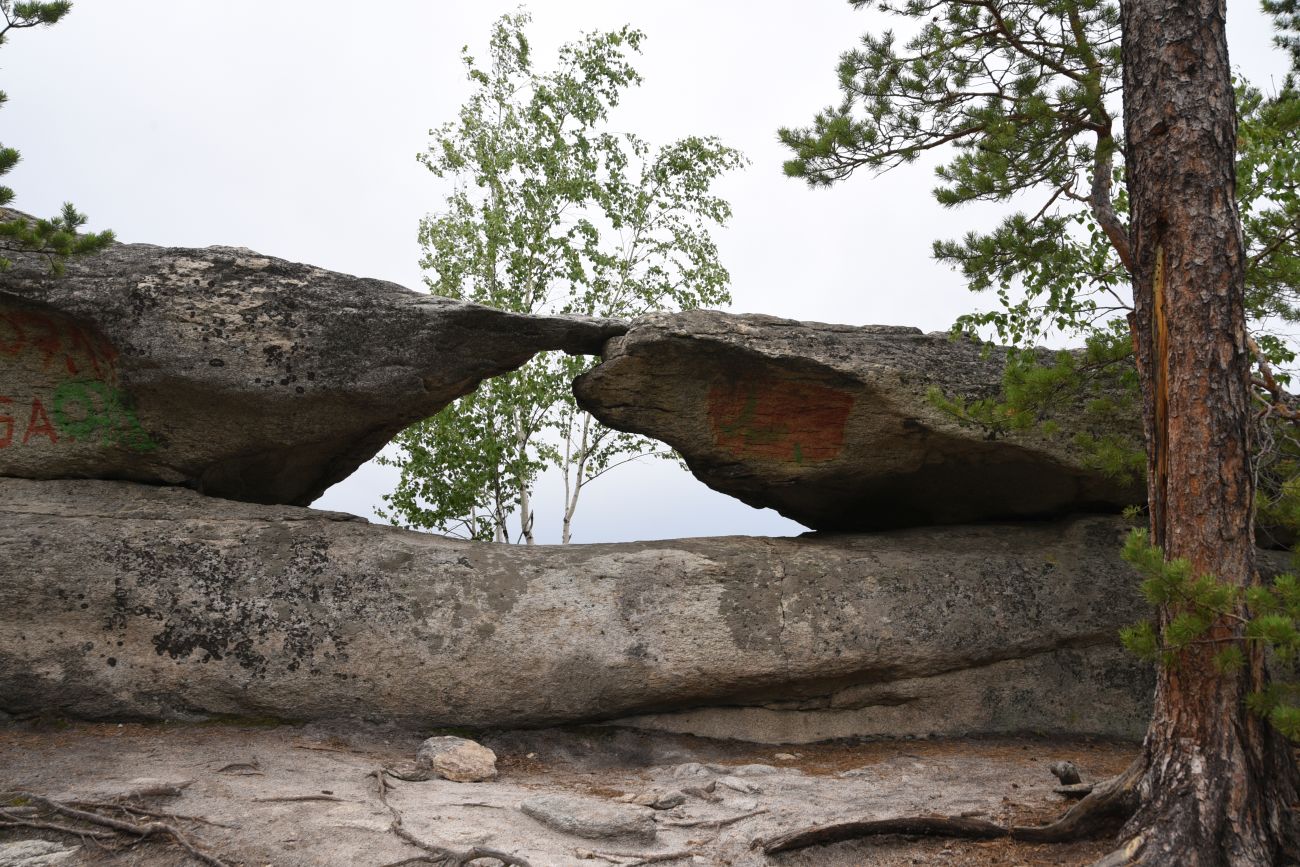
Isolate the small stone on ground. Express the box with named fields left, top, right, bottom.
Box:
left=416, top=735, right=497, bottom=782
left=1049, top=760, right=1083, bottom=785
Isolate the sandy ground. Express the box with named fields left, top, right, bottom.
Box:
left=0, top=720, right=1139, bottom=867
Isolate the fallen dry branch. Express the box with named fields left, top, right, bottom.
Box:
left=592, top=850, right=697, bottom=866
left=96, top=780, right=194, bottom=799
left=4, top=792, right=233, bottom=867
left=383, top=763, right=431, bottom=783
left=251, top=794, right=345, bottom=803
left=368, top=769, right=533, bottom=867
left=756, top=764, right=1140, bottom=855
left=659, top=807, right=768, bottom=829
left=292, top=742, right=353, bottom=754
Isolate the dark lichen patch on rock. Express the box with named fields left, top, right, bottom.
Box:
left=0, top=478, right=1170, bottom=737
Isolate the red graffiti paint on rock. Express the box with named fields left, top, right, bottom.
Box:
left=708, top=378, right=853, bottom=463
left=0, top=309, right=119, bottom=383
left=0, top=396, right=60, bottom=448
left=0, top=306, right=144, bottom=450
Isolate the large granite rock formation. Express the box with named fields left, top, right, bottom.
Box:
left=574, top=311, right=1144, bottom=531
left=0, top=234, right=622, bottom=505
left=0, top=478, right=1155, bottom=741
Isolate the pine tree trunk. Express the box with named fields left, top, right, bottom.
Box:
left=1116, top=0, right=1300, bottom=861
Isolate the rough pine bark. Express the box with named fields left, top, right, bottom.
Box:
left=1115, top=0, right=1300, bottom=862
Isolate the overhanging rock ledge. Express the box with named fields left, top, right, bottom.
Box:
left=0, top=227, right=623, bottom=505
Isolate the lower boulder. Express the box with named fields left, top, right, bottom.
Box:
left=0, top=478, right=1154, bottom=739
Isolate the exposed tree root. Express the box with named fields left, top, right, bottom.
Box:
left=1086, top=726, right=1300, bottom=867
left=0, top=809, right=118, bottom=841
left=758, top=815, right=1011, bottom=855
left=658, top=807, right=767, bottom=829
left=1054, top=782, right=1096, bottom=798
left=756, top=760, right=1141, bottom=856
left=369, top=768, right=533, bottom=867
left=1014, top=758, right=1141, bottom=845
left=66, top=800, right=238, bottom=828
left=2, top=792, right=232, bottom=866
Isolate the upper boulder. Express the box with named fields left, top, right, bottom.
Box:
left=574, top=310, right=1143, bottom=531
left=0, top=231, right=622, bottom=504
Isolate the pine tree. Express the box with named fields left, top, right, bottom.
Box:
left=1105, top=0, right=1300, bottom=858
left=0, top=1, right=113, bottom=272
left=783, top=0, right=1300, bottom=860
left=1264, top=0, right=1300, bottom=67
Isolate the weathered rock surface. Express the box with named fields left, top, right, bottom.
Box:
left=0, top=841, right=77, bottom=867
left=606, top=645, right=1150, bottom=745
left=573, top=310, right=1143, bottom=531
left=416, top=735, right=498, bottom=782
left=4, top=720, right=1139, bottom=866
left=0, top=478, right=1156, bottom=739
left=0, top=230, right=622, bottom=505
left=520, top=794, right=657, bottom=841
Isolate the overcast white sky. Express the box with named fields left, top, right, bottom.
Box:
left=3, top=1, right=1292, bottom=542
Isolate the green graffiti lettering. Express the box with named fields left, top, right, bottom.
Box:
left=52, top=379, right=157, bottom=453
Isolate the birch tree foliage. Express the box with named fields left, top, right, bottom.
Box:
left=379, top=13, right=744, bottom=543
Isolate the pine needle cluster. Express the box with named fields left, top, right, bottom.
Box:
left=925, top=324, right=1143, bottom=485
left=0, top=1, right=113, bottom=271
left=1121, top=529, right=1300, bottom=740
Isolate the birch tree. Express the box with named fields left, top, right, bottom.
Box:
left=380, top=13, right=744, bottom=543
